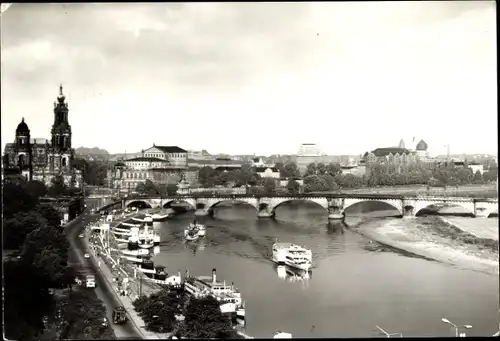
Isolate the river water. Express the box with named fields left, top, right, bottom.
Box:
left=150, top=202, right=499, bottom=338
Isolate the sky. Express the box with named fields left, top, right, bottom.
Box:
left=1, top=2, right=497, bottom=156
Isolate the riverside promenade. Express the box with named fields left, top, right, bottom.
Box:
left=86, top=211, right=168, bottom=339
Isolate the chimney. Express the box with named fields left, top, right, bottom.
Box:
left=231, top=281, right=234, bottom=290
left=212, top=268, right=217, bottom=284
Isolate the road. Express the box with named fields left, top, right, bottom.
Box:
left=64, top=212, right=140, bottom=339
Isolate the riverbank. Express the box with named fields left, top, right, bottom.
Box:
left=346, top=214, right=499, bottom=276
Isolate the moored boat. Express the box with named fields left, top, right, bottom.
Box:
left=272, top=240, right=312, bottom=272
left=184, top=219, right=206, bottom=241
left=122, top=248, right=150, bottom=257
left=183, top=268, right=245, bottom=322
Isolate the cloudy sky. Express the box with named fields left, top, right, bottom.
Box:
left=1, top=2, right=497, bottom=156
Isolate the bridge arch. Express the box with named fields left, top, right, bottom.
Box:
left=207, top=199, right=258, bottom=211
left=343, top=199, right=403, bottom=216
left=414, top=202, right=475, bottom=217
left=269, top=198, right=329, bottom=215
left=162, top=199, right=196, bottom=211
left=126, top=200, right=153, bottom=209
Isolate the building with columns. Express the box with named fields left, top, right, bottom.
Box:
left=3, top=85, right=82, bottom=187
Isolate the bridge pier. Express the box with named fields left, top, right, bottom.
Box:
left=328, top=199, right=345, bottom=220
left=194, top=208, right=209, bottom=217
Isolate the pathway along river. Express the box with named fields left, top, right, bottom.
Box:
left=150, top=202, right=498, bottom=338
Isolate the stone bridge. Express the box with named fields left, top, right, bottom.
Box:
left=114, top=194, right=499, bottom=220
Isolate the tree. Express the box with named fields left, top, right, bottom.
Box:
left=2, top=182, right=39, bottom=218
left=262, top=177, right=276, bottom=194
left=47, top=174, right=68, bottom=197
left=3, top=211, right=47, bottom=250
left=133, top=289, right=185, bottom=333
left=21, top=224, right=71, bottom=288
left=305, top=163, right=317, bottom=176
left=282, top=162, right=301, bottom=178
left=316, top=162, right=327, bottom=175
left=287, top=179, right=300, bottom=194
left=326, top=162, right=342, bottom=177
left=181, top=296, right=237, bottom=339
left=4, top=260, right=54, bottom=341
left=198, top=166, right=216, bottom=187
left=473, top=170, right=484, bottom=184
left=24, top=180, right=48, bottom=198
left=36, top=203, right=62, bottom=229
left=136, top=179, right=159, bottom=196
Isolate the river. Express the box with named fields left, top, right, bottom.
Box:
left=149, top=202, right=499, bottom=338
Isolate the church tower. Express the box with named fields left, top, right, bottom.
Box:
left=49, top=84, right=73, bottom=171
left=14, top=117, right=33, bottom=180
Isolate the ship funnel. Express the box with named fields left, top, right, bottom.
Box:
left=231, top=281, right=234, bottom=290
left=212, top=268, right=217, bottom=283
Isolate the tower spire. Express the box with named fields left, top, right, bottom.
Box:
left=59, top=84, right=63, bottom=96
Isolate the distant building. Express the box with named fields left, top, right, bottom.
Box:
left=255, top=166, right=280, bottom=179
left=111, top=144, right=188, bottom=192
left=296, top=143, right=325, bottom=175
left=251, top=157, right=266, bottom=167
left=188, top=149, right=213, bottom=160
left=362, top=138, right=435, bottom=171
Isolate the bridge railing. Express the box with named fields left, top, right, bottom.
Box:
left=120, top=192, right=497, bottom=201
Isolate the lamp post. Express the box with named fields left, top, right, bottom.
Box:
left=441, top=318, right=472, bottom=337
left=376, top=326, right=402, bottom=338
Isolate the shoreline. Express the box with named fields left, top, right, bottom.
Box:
left=347, top=215, right=499, bottom=276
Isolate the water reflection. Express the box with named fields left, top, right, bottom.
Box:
left=326, top=221, right=345, bottom=235
left=275, top=265, right=311, bottom=285
left=184, top=239, right=206, bottom=255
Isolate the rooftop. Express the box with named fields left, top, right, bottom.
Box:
left=125, top=157, right=168, bottom=162
left=255, top=166, right=279, bottom=172
left=155, top=145, right=188, bottom=153
left=371, top=147, right=411, bottom=157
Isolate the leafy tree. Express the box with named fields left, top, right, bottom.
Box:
left=36, top=203, right=62, bottom=229
left=47, top=174, right=68, bottom=197
left=24, top=180, right=48, bottom=198
left=4, top=260, right=54, bottom=341
left=287, top=179, right=300, bottom=194
left=136, top=179, right=160, bottom=196
left=305, top=163, right=317, bottom=176
left=282, top=162, right=301, bottom=178
left=473, top=170, right=484, bottom=184
left=316, top=162, right=327, bottom=175
left=133, top=289, right=185, bottom=333
left=181, top=296, right=237, bottom=339
left=3, top=211, right=47, bottom=250
left=262, top=177, right=276, bottom=194
left=59, top=290, right=115, bottom=340
left=2, top=182, right=39, bottom=218
left=326, top=162, right=342, bottom=177
left=198, top=166, right=216, bottom=187
left=21, top=224, right=71, bottom=288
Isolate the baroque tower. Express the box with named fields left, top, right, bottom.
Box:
left=14, top=117, right=33, bottom=180
left=49, top=84, right=72, bottom=171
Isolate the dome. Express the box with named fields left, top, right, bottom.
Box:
left=16, top=118, right=30, bottom=135
left=416, top=139, right=428, bottom=151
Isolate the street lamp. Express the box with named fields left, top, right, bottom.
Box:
left=441, top=318, right=472, bottom=337
left=376, top=326, right=402, bottom=338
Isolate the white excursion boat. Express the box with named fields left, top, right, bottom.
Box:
left=274, top=332, right=292, bottom=339
left=127, top=227, right=140, bottom=250
left=151, top=209, right=172, bottom=221
left=132, top=215, right=154, bottom=226
left=122, top=248, right=149, bottom=257
left=184, top=220, right=206, bottom=241
left=121, top=253, right=152, bottom=264
left=183, top=268, right=245, bottom=322
left=272, top=240, right=312, bottom=272
left=138, top=225, right=156, bottom=249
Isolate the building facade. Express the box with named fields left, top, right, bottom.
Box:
left=3, top=85, right=82, bottom=187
